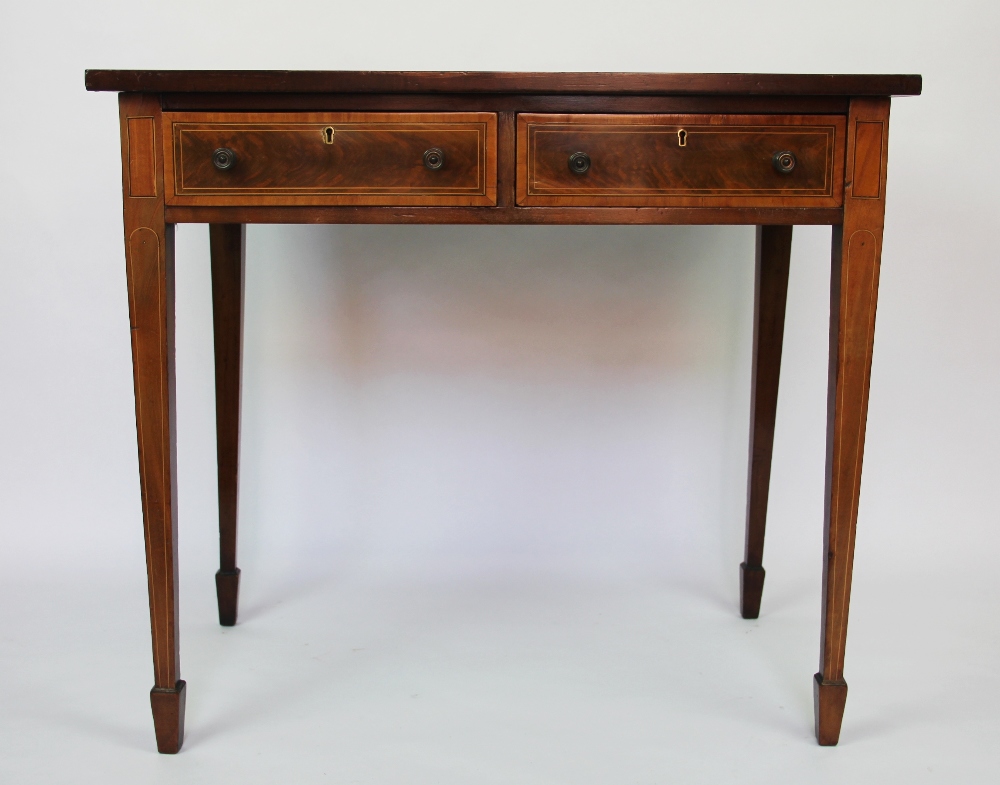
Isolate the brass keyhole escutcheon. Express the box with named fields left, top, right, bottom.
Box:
left=322, top=126, right=335, bottom=144
left=677, top=129, right=687, bottom=147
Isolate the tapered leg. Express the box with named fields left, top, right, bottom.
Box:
left=815, top=97, right=891, bottom=746
left=210, top=224, right=246, bottom=626
left=741, top=225, right=792, bottom=619
left=119, top=93, right=185, bottom=753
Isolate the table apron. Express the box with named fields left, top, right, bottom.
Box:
left=162, top=205, right=844, bottom=225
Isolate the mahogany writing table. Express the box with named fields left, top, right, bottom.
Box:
left=85, top=70, right=922, bottom=753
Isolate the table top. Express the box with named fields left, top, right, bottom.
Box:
left=84, top=70, right=923, bottom=96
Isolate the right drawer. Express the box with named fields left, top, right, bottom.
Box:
left=516, top=114, right=846, bottom=207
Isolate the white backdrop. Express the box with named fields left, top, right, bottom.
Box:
left=1, top=1, right=998, bottom=782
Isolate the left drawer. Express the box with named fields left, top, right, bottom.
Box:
left=162, top=112, right=497, bottom=206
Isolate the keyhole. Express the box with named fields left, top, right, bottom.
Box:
left=323, top=126, right=335, bottom=144
left=678, top=129, right=687, bottom=147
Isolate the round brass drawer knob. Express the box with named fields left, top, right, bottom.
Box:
left=568, top=152, right=591, bottom=174
left=772, top=151, right=796, bottom=174
left=423, top=148, right=445, bottom=170
left=212, top=147, right=237, bottom=171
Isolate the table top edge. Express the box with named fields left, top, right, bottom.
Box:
left=84, top=70, right=923, bottom=97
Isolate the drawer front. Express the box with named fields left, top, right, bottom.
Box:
left=164, top=112, right=497, bottom=206
left=517, top=114, right=845, bottom=207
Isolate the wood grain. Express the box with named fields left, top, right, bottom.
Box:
left=496, top=111, right=516, bottom=208
left=740, top=225, right=792, bottom=619
left=814, top=96, right=892, bottom=746
left=127, top=116, right=157, bottom=197
left=516, top=114, right=846, bottom=208
left=851, top=121, right=884, bottom=199
left=119, top=91, right=185, bottom=753
left=163, top=111, right=497, bottom=207
left=85, top=70, right=923, bottom=97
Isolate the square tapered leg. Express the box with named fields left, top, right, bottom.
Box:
left=740, top=225, right=792, bottom=619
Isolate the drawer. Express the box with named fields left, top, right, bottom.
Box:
left=516, top=114, right=845, bottom=207
left=163, top=112, right=497, bottom=206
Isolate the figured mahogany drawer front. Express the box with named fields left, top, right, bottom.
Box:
left=163, top=112, right=497, bottom=206
left=517, top=114, right=846, bottom=207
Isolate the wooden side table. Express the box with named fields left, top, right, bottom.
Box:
left=85, top=70, right=921, bottom=752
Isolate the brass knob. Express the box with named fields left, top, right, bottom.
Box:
left=423, top=148, right=445, bottom=170
left=568, top=152, right=591, bottom=174
left=212, top=147, right=236, bottom=171
left=772, top=151, right=796, bottom=174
